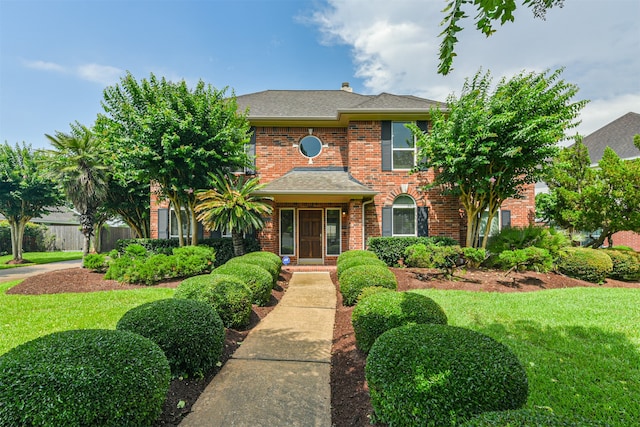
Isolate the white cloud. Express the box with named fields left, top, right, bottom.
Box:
left=23, top=60, right=66, bottom=73
left=76, top=63, right=123, bottom=85
left=312, top=0, right=640, bottom=134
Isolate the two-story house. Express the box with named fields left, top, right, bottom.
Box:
left=150, top=83, right=535, bottom=264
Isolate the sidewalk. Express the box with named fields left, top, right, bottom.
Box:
left=180, top=271, right=336, bottom=427
left=0, top=259, right=82, bottom=283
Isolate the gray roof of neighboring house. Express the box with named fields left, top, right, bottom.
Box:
left=235, top=88, right=444, bottom=121
left=0, top=207, right=79, bottom=225
left=581, top=112, right=640, bottom=164
left=253, top=167, right=377, bottom=197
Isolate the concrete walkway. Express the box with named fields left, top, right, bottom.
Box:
left=0, top=259, right=82, bottom=283
left=180, top=271, right=336, bottom=427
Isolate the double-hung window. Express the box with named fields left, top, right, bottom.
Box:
left=392, top=195, right=416, bottom=236
left=392, top=122, right=416, bottom=170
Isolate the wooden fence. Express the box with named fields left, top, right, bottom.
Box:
left=47, top=225, right=133, bottom=252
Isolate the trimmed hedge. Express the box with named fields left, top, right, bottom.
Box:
left=242, top=250, right=283, bottom=269
left=339, top=264, right=397, bottom=306
left=366, top=324, right=528, bottom=427
left=175, top=274, right=253, bottom=329
left=558, top=247, right=613, bottom=284
left=605, top=249, right=640, bottom=281
left=367, top=236, right=458, bottom=266
left=116, top=298, right=225, bottom=377
left=461, top=409, right=604, bottom=426
left=214, top=262, right=273, bottom=306
left=356, top=286, right=394, bottom=303
left=337, top=249, right=378, bottom=265
left=336, top=256, right=387, bottom=279
left=227, top=254, right=280, bottom=284
left=0, top=329, right=170, bottom=427
left=352, top=291, right=448, bottom=353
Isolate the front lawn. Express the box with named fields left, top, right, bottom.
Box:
left=413, top=287, right=640, bottom=426
left=0, top=251, right=83, bottom=269
left=0, top=280, right=174, bottom=354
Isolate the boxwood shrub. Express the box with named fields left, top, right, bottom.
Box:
left=243, top=250, right=283, bottom=270
left=356, top=285, right=394, bottom=303
left=367, top=236, right=458, bottom=266
left=116, top=298, right=224, bottom=377
left=175, top=274, right=253, bottom=329
left=461, top=409, right=604, bottom=426
left=336, top=256, right=387, bottom=279
left=352, top=290, right=448, bottom=353
left=0, top=329, right=170, bottom=427
left=227, top=254, right=280, bottom=284
left=214, top=262, right=273, bottom=306
left=339, top=264, right=397, bottom=306
left=605, top=249, right=640, bottom=281
left=558, top=247, right=613, bottom=284
left=366, top=324, right=528, bottom=427
left=337, top=249, right=378, bottom=265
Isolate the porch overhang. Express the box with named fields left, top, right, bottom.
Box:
left=253, top=167, right=378, bottom=203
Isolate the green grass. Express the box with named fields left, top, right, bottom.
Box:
left=412, top=288, right=640, bottom=426
left=0, top=251, right=83, bottom=269
left=0, top=280, right=174, bottom=355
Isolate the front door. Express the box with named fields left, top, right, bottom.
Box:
left=299, top=210, right=323, bottom=260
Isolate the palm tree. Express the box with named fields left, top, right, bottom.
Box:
left=45, top=124, right=108, bottom=257
left=195, top=172, right=273, bottom=257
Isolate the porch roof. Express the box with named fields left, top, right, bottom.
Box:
left=253, top=167, right=377, bottom=202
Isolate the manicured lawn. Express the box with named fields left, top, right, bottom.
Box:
left=414, top=287, right=640, bottom=426
left=0, top=251, right=83, bottom=269
left=0, top=280, right=174, bottom=355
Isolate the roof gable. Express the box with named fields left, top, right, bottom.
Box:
left=582, top=112, right=640, bottom=163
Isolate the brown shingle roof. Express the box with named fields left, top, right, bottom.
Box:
left=253, top=167, right=377, bottom=197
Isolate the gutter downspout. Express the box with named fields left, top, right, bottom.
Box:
left=362, top=198, right=374, bottom=250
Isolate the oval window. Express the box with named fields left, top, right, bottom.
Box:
left=299, top=135, right=323, bottom=158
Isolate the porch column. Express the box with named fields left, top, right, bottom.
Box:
left=347, top=199, right=363, bottom=250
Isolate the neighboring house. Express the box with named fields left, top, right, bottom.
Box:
left=150, top=83, right=535, bottom=264
left=581, top=112, right=640, bottom=250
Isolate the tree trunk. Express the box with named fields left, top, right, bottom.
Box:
left=79, top=211, right=95, bottom=258
left=589, top=227, right=610, bottom=249
left=189, top=202, right=199, bottom=246
left=8, top=218, right=28, bottom=262
left=168, top=196, right=185, bottom=247
left=231, top=229, right=245, bottom=257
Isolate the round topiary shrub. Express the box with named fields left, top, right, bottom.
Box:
left=214, top=262, right=273, bottom=306
left=227, top=254, right=280, bottom=284
left=605, top=249, right=640, bottom=281
left=339, top=264, right=397, bottom=306
left=460, top=409, right=604, bottom=426
left=0, top=329, right=170, bottom=427
left=558, top=247, right=613, bottom=283
left=175, top=274, right=253, bottom=329
left=336, top=255, right=387, bottom=279
left=337, top=249, right=379, bottom=266
left=352, top=291, right=448, bottom=353
left=356, top=285, right=394, bottom=303
left=116, top=298, right=225, bottom=377
left=243, top=250, right=283, bottom=269
left=366, top=324, right=528, bottom=427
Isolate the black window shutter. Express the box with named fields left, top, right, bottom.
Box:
left=417, top=207, right=429, bottom=237
left=197, top=222, right=204, bottom=240
left=158, top=209, right=169, bottom=239
left=210, top=228, right=222, bottom=238
left=245, top=128, right=256, bottom=175
left=501, top=210, right=511, bottom=229
left=381, top=121, right=392, bottom=171
left=416, top=121, right=428, bottom=133
left=382, top=206, right=392, bottom=236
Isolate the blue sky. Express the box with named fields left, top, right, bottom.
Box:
left=1, top=0, right=638, bottom=149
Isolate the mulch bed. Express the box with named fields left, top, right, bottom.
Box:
left=6, top=266, right=639, bottom=426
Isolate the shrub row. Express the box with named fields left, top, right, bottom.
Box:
left=115, top=237, right=261, bottom=267
left=336, top=250, right=397, bottom=305
left=104, top=244, right=215, bottom=285
left=0, top=329, right=170, bottom=426
left=367, top=236, right=459, bottom=266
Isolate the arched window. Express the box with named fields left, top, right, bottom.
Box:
left=392, top=195, right=416, bottom=236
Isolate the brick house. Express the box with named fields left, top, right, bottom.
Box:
left=151, top=83, right=535, bottom=264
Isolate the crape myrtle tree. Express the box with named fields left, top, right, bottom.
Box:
left=410, top=68, right=586, bottom=248
left=539, top=141, right=640, bottom=247
left=0, top=142, right=63, bottom=262
left=95, top=72, right=251, bottom=246
left=44, top=124, right=109, bottom=258
left=102, top=176, right=151, bottom=239
left=438, top=0, right=565, bottom=74
left=195, top=172, right=273, bottom=257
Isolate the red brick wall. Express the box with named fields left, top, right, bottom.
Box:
left=610, top=231, right=640, bottom=251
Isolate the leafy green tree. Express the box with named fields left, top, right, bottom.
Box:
left=44, top=124, right=109, bottom=257
left=95, top=72, right=252, bottom=246
left=0, top=142, right=63, bottom=262
left=411, top=68, right=585, bottom=248
left=103, top=177, right=150, bottom=239
left=195, top=172, right=272, bottom=257
left=439, top=0, right=564, bottom=75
